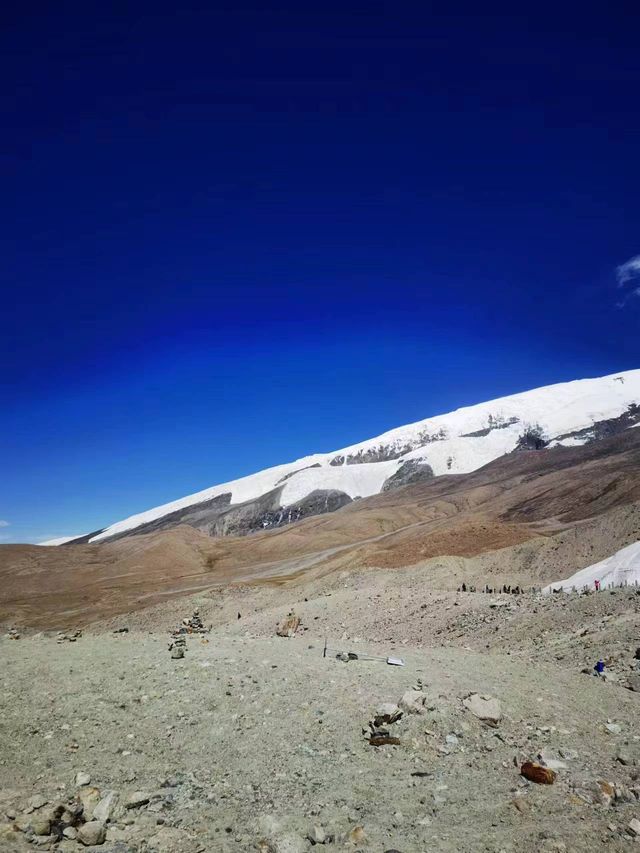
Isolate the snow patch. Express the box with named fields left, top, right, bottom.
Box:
left=543, top=541, right=640, bottom=592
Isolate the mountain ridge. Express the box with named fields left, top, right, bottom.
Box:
left=42, top=369, right=640, bottom=545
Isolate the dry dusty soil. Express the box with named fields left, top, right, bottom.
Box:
left=1, top=566, right=640, bottom=853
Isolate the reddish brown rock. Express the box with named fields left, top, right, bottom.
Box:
left=521, top=761, right=556, bottom=785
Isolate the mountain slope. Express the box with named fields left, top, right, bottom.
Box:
left=7, top=428, right=640, bottom=627
left=43, top=369, right=640, bottom=545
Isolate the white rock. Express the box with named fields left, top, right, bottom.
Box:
left=542, top=758, right=567, bottom=771
left=93, top=790, right=118, bottom=823
left=463, top=693, right=502, bottom=723
left=75, top=772, right=91, bottom=787
left=377, top=703, right=401, bottom=718
left=307, top=824, right=326, bottom=844
left=539, top=750, right=568, bottom=771
left=399, top=690, right=427, bottom=714
left=629, top=818, right=640, bottom=837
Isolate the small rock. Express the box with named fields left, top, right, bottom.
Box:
left=63, top=827, right=78, bottom=840
left=276, top=612, right=301, bottom=638
left=78, top=786, right=101, bottom=820
left=614, top=784, right=635, bottom=804
left=377, top=703, right=401, bottom=718
left=605, top=723, right=622, bottom=735
left=627, top=675, right=640, bottom=692
left=77, top=820, right=106, bottom=846
left=629, top=818, right=640, bottom=837
left=27, top=795, right=48, bottom=812
left=520, top=761, right=556, bottom=785
left=307, top=825, right=326, bottom=845
left=125, top=791, right=151, bottom=809
left=30, top=816, right=51, bottom=836
left=538, top=751, right=567, bottom=771
left=616, top=750, right=633, bottom=766
left=463, top=693, right=502, bottom=725
left=347, top=826, right=366, bottom=845
left=0, top=823, right=18, bottom=843
left=93, top=790, right=118, bottom=823
left=14, top=814, right=30, bottom=832
left=75, top=772, right=91, bottom=787
left=596, top=780, right=615, bottom=806
left=399, top=690, right=427, bottom=714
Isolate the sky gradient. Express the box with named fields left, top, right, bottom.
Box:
left=2, top=2, right=639, bottom=543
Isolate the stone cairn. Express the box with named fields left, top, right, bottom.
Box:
left=169, top=608, right=210, bottom=659
left=56, top=629, right=83, bottom=643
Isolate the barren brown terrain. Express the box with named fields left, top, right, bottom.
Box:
left=2, top=429, right=640, bottom=630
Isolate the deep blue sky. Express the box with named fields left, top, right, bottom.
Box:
left=2, top=1, right=639, bottom=543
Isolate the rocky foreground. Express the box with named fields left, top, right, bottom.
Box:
left=1, top=572, right=640, bottom=853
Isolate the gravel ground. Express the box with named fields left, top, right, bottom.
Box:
left=1, top=574, right=640, bottom=853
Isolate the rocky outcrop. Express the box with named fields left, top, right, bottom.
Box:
left=212, top=489, right=353, bottom=537
left=103, top=493, right=233, bottom=542
left=329, top=444, right=415, bottom=465
left=211, top=488, right=285, bottom=536
left=514, top=424, right=548, bottom=451
left=462, top=415, right=519, bottom=438
left=329, top=428, right=448, bottom=466
left=551, top=404, right=640, bottom=446
left=275, top=463, right=321, bottom=484
left=382, top=460, right=434, bottom=491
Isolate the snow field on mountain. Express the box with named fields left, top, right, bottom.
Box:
left=78, top=369, right=640, bottom=543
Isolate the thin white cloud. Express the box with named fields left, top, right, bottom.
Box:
left=0, top=520, right=9, bottom=528
left=615, top=255, right=640, bottom=307
left=617, top=255, right=640, bottom=286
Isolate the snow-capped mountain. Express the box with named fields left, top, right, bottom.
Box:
left=43, top=369, right=640, bottom=545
